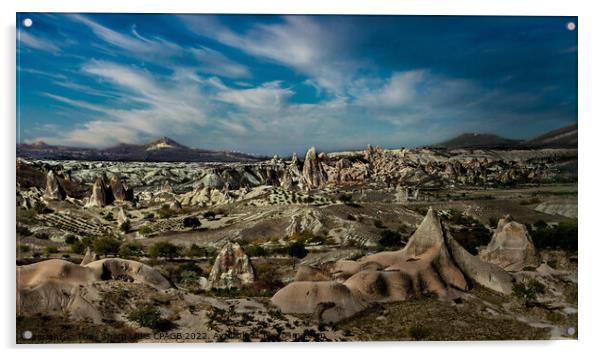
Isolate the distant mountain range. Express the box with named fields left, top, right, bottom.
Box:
left=434, top=123, right=577, bottom=149
left=17, top=137, right=264, bottom=162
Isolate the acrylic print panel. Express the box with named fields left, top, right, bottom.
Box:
left=15, top=13, right=577, bottom=343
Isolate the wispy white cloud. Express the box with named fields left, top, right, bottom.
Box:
left=180, top=16, right=357, bottom=93
left=19, top=31, right=60, bottom=52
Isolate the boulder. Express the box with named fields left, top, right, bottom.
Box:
left=206, top=241, right=254, bottom=290
left=44, top=170, right=66, bottom=200
left=479, top=216, right=540, bottom=271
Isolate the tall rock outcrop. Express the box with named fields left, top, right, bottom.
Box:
left=206, top=241, right=254, bottom=290
left=87, top=176, right=112, bottom=207
left=479, top=216, right=540, bottom=271
left=80, top=247, right=98, bottom=266
left=109, top=174, right=133, bottom=202
left=302, top=146, right=327, bottom=189
left=44, top=170, right=66, bottom=200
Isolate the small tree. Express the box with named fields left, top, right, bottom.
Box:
left=93, top=236, right=121, bottom=257
left=287, top=241, right=308, bottom=268
left=378, top=230, right=402, bottom=248
left=119, top=241, right=144, bottom=258
left=203, top=211, right=216, bottom=220
left=183, top=216, right=201, bottom=229
left=44, top=246, right=58, bottom=256
left=119, top=220, right=131, bottom=233
left=149, top=241, right=182, bottom=259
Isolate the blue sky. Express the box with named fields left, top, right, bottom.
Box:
left=16, top=14, right=577, bottom=155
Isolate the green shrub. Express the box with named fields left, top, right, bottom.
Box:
left=64, top=234, right=78, bottom=244
left=143, top=212, right=155, bottom=220
left=149, top=241, right=182, bottom=259
left=18, top=244, right=31, bottom=253
left=186, top=243, right=205, bottom=257
left=44, top=246, right=58, bottom=256
left=119, top=242, right=144, bottom=258
left=513, top=279, right=546, bottom=306
left=93, top=236, right=121, bottom=256
left=373, top=219, right=386, bottom=229
left=119, top=221, right=131, bottom=233
left=245, top=244, right=268, bottom=257
left=378, top=230, right=403, bottom=248
left=34, top=232, right=50, bottom=240
left=183, top=216, right=201, bottom=229
left=157, top=205, right=175, bottom=219
left=70, top=240, right=86, bottom=254
left=530, top=220, right=577, bottom=252
left=126, top=304, right=162, bottom=329
left=138, top=226, right=153, bottom=236
left=203, top=211, right=216, bottom=220
left=34, top=201, right=53, bottom=214
left=287, top=241, right=308, bottom=259
left=179, top=270, right=200, bottom=286
left=16, top=224, right=32, bottom=236
left=408, top=324, right=432, bottom=340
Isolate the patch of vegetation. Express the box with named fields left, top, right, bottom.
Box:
left=513, top=279, right=546, bottom=307
left=64, top=234, right=78, bottom=244
left=118, top=241, right=144, bottom=258
left=126, top=304, right=173, bottom=331
left=157, top=204, right=176, bottom=219
left=17, top=315, right=147, bottom=343
left=33, top=201, right=53, bottom=214
left=530, top=220, right=577, bottom=252
left=519, top=197, right=543, bottom=206
left=33, top=232, right=50, bottom=240
left=245, top=244, right=269, bottom=257
left=287, top=241, right=308, bottom=259
left=149, top=241, right=182, bottom=259
left=44, top=246, right=58, bottom=256
left=408, top=324, right=432, bottom=341
left=16, top=224, right=32, bottom=236
left=185, top=243, right=216, bottom=258
left=451, top=223, right=491, bottom=255
left=18, top=244, right=31, bottom=254
left=203, top=211, right=216, bottom=220
left=373, top=219, right=386, bottom=229
left=488, top=216, right=499, bottom=228
left=183, top=216, right=201, bottom=229
left=93, top=236, right=121, bottom=257
left=119, top=220, right=131, bottom=233
left=138, top=225, right=153, bottom=236
left=378, top=229, right=404, bottom=249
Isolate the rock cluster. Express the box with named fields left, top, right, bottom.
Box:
left=206, top=241, right=255, bottom=290
left=17, top=258, right=170, bottom=322
left=87, top=174, right=133, bottom=207
left=271, top=208, right=514, bottom=323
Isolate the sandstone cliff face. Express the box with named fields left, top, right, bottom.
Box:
left=207, top=242, right=254, bottom=290
left=302, top=147, right=328, bottom=189
left=44, top=170, right=66, bottom=200
left=479, top=216, right=540, bottom=272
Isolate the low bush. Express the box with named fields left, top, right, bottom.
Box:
left=530, top=220, right=577, bottom=252
left=93, top=236, right=121, bottom=256
left=118, top=242, right=144, bottom=258
left=149, top=241, right=182, bottom=259
left=378, top=229, right=403, bottom=248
